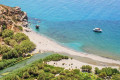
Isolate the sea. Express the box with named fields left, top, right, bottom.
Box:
left=1, top=0, right=120, bottom=60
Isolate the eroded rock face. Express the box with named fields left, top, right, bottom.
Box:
left=22, top=12, right=28, bottom=27
left=0, top=5, right=28, bottom=32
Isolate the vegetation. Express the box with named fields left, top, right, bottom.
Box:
left=0, top=5, right=35, bottom=75
left=2, top=29, right=14, bottom=38
left=0, top=58, right=22, bottom=70
left=18, top=26, right=23, bottom=31
left=2, top=40, right=35, bottom=59
left=0, top=54, right=32, bottom=70
left=4, top=37, right=11, bottom=45
left=2, top=49, right=19, bottom=59
left=14, top=33, right=29, bottom=43
left=0, top=45, right=11, bottom=55
left=95, top=67, right=101, bottom=74
left=15, top=25, right=23, bottom=31
left=9, top=39, right=18, bottom=47
left=112, top=74, right=120, bottom=80
left=0, top=28, right=35, bottom=71
left=0, top=54, right=119, bottom=80
left=81, top=65, right=92, bottom=73
left=94, top=67, right=120, bottom=79
left=98, top=72, right=107, bottom=79
left=43, top=54, right=69, bottom=61
left=0, top=28, right=119, bottom=80
left=2, top=25, right=7, bottom=30
left=20, top=40, right=36, bottom=53
left=0, top=29, right=35, bottom=59
left=1, top=54, right=98, bottom=80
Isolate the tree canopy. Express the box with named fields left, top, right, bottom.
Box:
left=14, top=33, right=29, bottom=43
left=20, top=40, right=36, bottom=53
left=0, top=45, right=11, bottom=55
left=2, top=29, right=14, bottom=38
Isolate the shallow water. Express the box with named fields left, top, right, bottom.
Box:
left=29, top=20, right=120, bottom=60
left=0, top=0, right=120, bottom=60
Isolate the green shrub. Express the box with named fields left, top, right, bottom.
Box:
left=20, top=40, right=36, bottom=53
left=95, top=67, right=101, bottom=74
left=17, top=26, right=23, bottom=31
left=81, top=65, right=92, bottom=73
left=66, top=72, right=74, bottom=77
left=112, top=74, right=120, bottom=80
left=0, top=45, right=11, bottom=55
left=9, top=39, right=18, bottom=47
left=2, top=29, right=14, bottom=38
left=22, top=72, right=30, bottom=79
left=96, top=67, right=120, bottom=79
left=2, top=25, right=7, bottom=30
left=44, top=54, right=69, bottom=61
left=33, top=69, right=40, bottom=76
left=13, top=40, right=35, bottom=57
left=112, top=68, right=119, bottom=74
left=50, top=69, right=57, bottom=74
left=2, top=49, right=19, bottom=59
left=99, top=72, right=107, bottom=79
left=3, top=74, right=21, bottom=80
left=45, top=73, right=54, bottom=80
left=0, top=57, right=23, bottom=70
left=14, top=33, right=29, bottom=43
left=102, top=67, right=113, bottom=76
left=37, top=63, right=44, bottom=69
left=44, top=67, right=51, bottom=72
left=55, top=75, right=66, bottom=80
left=14, top=45, right=23, bottom=56
left=96, top=77, right=103, bottom=80
left=72, top=69, right=80, bottom=74
left=81, top=65, right=86, bottom=71
left=28, top=67, right=39, bottom=76
left=4, top=37, right=11, bottom=45
left=0, top=62, right=4, bottom=70
left=37, top=70, right=46, bottom=80
left=27, top=67, right=34, bottom=75
left=60, top=70, right=70, bottom=75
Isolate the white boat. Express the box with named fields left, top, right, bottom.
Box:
left=93, top=28, right=102, bottom=32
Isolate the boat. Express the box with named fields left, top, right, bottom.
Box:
left=93, top=28, right=102, bottom=32
left=36, top=25, right=39, bottom=29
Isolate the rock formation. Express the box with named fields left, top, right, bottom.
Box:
left=0, top=5, right=28, bottom=32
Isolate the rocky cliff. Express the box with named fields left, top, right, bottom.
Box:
left=0, top=5, right=28, bottom=32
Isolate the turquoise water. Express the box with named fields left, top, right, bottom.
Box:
left=1, top=0, right=120, bottom=60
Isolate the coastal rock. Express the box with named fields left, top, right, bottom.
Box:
left=0, top=5, right=28, bottom=31
left=22, top=12, right=28, bottom=27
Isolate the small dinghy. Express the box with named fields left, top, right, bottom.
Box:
left=36, top=25, right=39, bottom=29
left=93, top=28, right=102, bottom=32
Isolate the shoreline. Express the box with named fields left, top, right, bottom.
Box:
left=23, top=27, right=120, bottom=67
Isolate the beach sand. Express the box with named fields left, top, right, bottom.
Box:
left=47, top=59, right=119, bottom=72
left=23, top=28, right=120, bottom=68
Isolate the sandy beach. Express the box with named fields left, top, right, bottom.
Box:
left=47, top=59, right=119, bottom=72
left=23, top=28, right=120, bottom=67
